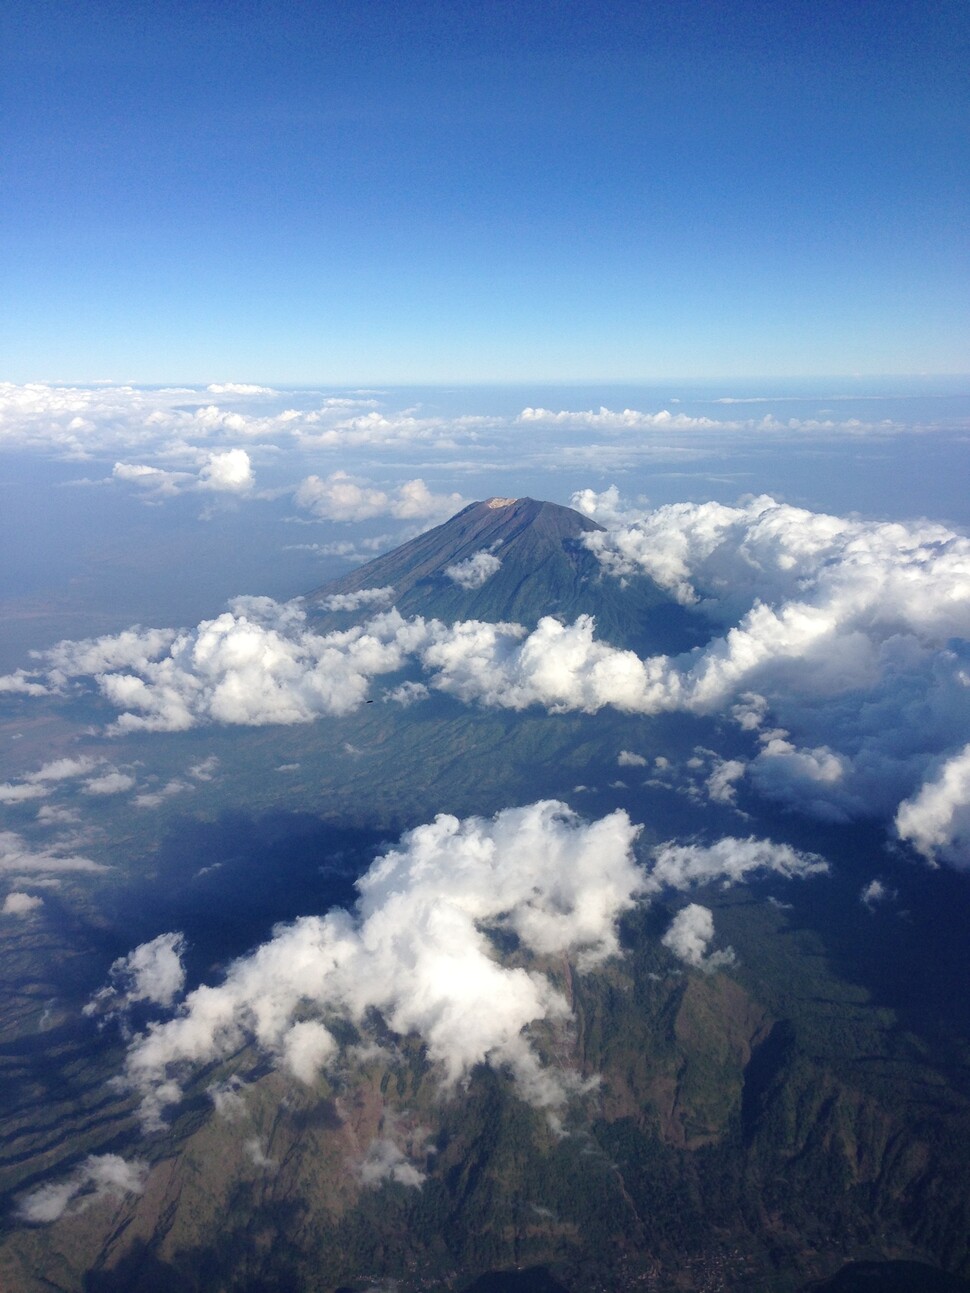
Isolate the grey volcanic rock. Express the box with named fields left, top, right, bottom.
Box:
left=306, top=496, right=702, bottom=655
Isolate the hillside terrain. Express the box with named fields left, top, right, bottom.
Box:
left=1, top=499, right=969, bottom=1292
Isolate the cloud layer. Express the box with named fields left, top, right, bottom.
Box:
left=120, top=801, right=644, bottom=1127
left=294, top=472, right=464, bottom=524
left=5, top=488, right=970, bottom=862
left=16, top=1155, right=148, bottom=1224
left=445, top=551, right=502, bottom=589
left=104, top=800, right=823, bottom=1132
left=895, top=744, right=970, bottom=868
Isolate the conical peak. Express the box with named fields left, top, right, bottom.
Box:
left=455, top=495, right=600, bottom=535
left=305, top=493, right=702, bottom=654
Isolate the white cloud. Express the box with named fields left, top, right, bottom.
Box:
left=16, top=1154, right=148, bottom=1224
left=133, top=780, right=194, bottom=808
left=17, top=601, right=418, bottom=735
left=243, top=1138, right=277, bottom=1170
left=445, top=551, right=502, bottom=590
left=87, top=932, right=187, bottom=1015
left=0, top=384, right=910, bottom=471
left=36, top=805, right=81, bottom=826
left=291, top=408, right=495, bottom=451
left=206, top=383, right=275, bottom=396
left=895, top=744, right=970, bottom=868
left=0, top=669, right=50, bottom=696
left=40, top=626, right=178, bottom=690
left=113, top=448, right=253, bottom=498
left=199, top=448, right=253, bottom=493
left=25, top=756, right=99, bottom=783
left=518, top=403, right=906, bottom=440
left=208, top=1076, right=247, bottom=1120
left=860, top=879, right=895, bottom=909
left=706, top=758, right=746, bottom=804
left=359, top=1138, right=425, bottom=1189
left=112, top=461, right=191, bottom=496
left=8, top=487, right=970, bottom=859
left=280, top=1020, right=338, bottom=1084
left=617, top=750, right=648, bottom=767
left=0, top=830, right=106, bottom=874
left=83, top=772, right=136, bottom=795
left=0, top=756, right=105, bottom=804
left=319, top=586, right=396, bottom=612
left=294, top=472, right=463, bottom=524
left=2, top=891, right=43, bottom=917
left=0, top=782, right=49, bottom=804
left=386, top=681, right=429, bottom=706
left=662, top=904, right=735, bottom=971
left=419, top=614, right=657, bottom=714
left=646, top=836, right=828, bottom=893
left=519, top=407, right=724, bottom=432
left=566, top=492, right=970, bottom=834
left=120, top=801, right=644, bottom=1128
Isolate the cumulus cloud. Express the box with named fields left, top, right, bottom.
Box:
left=244, top=1138, right=278, bottom=1170
left=113, top=448, right=253, bottom=498
left=445, top=551, right=502, bottom=590
left=566, top=491, right=970, bottom=835
left=39, top=626, right=178, bottom=690
left=519, top=406, right=724, bottom=432
left=662, top=904, right=735, bottom=971
left=284, top=535, right=393, bottom=562
left=206, top=383, right=275, bottom=396
left=27, top=756, right=100, bottom=783
left=188, top=755, right=219, bottom=781
left=8, top=486, right=970, bottom=858
left=133, top=780, right=194, bottom=808
left=419, top=614, right=656, bottom=714
left=198, top=448, right=254, bottom=493
left=861, top=879, right=896, bottom=910
left=0, top=383, right=911, bottom=470
left=87, top=932, right=187, bottom=1017
left=706, top=758, right=746, bottom=805
left=318, top=586, right=395, bottom=612
left=895, top=744, right=970, bottom=868
left=119, top=801, right=644, bottom=1128
left=15, top=600, right=420, bottom=735
left=386, top=681, right=429, bottom=706
left=291, top=408, right=495, bottom=451
left=359, top=1138, right=426, bottom=1189
left=617, top=750, right=648, bottom=767
left=0, top=830, right=106, bottom=874
left=0, top=383, right=361, bottom=459
left=294, top=472, right=463, bottom=523
left=519, top=403, right=905, bottom=440
left=16, top=1154, right=148, bottom=1224
left=2, top=891, right=43, bottom=916
left=112, top=461, right=192, bottom=496
left=576, top=491, right=970, bottom=630
left=0, top=756, right=101, bottom=803
left=84, top=771, right=136, bottom=795
left=646, top=836, right=827, bottom=892
left=0, top=782, right=49, bottom=805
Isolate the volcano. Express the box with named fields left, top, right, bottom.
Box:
left=307, top=495, right=702, bottom=654
left=4, top=503, right=970, bottom=1293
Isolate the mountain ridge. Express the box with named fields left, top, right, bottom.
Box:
left=306, top=495, right=702, bottom=655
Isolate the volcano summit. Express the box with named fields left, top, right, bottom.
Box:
left=308, top=495, right=701, bottom=655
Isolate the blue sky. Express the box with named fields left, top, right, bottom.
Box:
left=3, top=0, right=968, bottom=382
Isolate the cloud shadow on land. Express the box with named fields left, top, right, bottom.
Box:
left=726, top=810, right=970, bottom=1050
left=100, top=811, right=390, bottom=986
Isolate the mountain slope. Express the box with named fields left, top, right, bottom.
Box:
left=306, top=496, right=703, bottom=655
